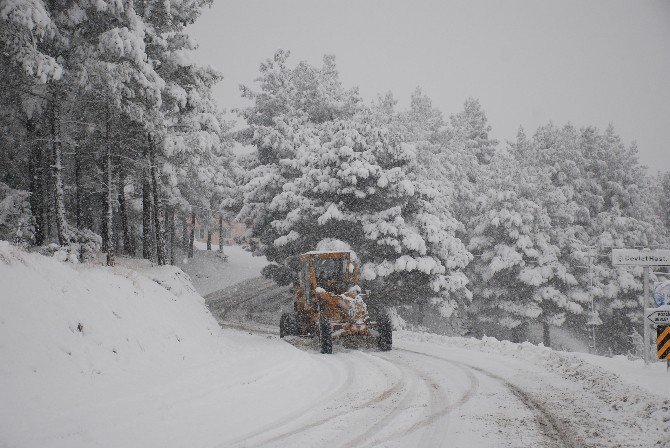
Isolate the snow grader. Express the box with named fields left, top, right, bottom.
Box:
left=279, top=250, right=392, bottom=354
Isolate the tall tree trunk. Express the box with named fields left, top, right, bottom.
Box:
left=104, top=109, right=115, bottom=266
left=542, top=321, right=551, bottom=348
left=101, top=210, right=108, bottom=252
left=182, top=213, right=188, bottom=253
left=27, top=117, right=46, bottom=245
left=100, top=154, right=108, bottom=252
left=142, top=147, right=153, bottom=261
left=168, top=206, right=176, bottom=265
left=188, top=212, right=195, bottom=258
left=43, top=138, right=52, bottom=241
left=149, top=133, right=166, bottom=265
left=49, top=87, right=70, bottom=246
left=74, top=144, right=83, bottom=229
left=206, top=229, right=212, bottom=251
left=416, top=299, right=425, bottom=326
left=118, top=165, right=132, bottom=255
left=218, top=215, right=224, bottom=253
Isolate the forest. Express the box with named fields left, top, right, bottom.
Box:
left=2, top=0, right=669, bottom=355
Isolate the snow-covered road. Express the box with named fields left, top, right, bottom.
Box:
left=205, top=277, right=668, bottom=448
left=212, top=323, right=571, bottom=448
left=213, top=324, right=670, bottom=448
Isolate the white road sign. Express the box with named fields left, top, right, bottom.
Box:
left=646, top=307, right=670, bottom=326
left=611, top=249, right=670, bottom=266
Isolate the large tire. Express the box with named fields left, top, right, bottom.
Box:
left=318, top=314, right=333, bottom=354
left=378, top=315, right=392, bottom=351
left=280, top=312, right=298, bottom=338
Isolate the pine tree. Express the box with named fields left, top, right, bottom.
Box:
left=469, top=153, right=584, bottom=343
left=446, top=98, right=498, bottom=165
left=262, top=116, right=471, bottom=312
left=235, top=52, right=361, bottom=256
left=515, top=122, right=665, bottom=351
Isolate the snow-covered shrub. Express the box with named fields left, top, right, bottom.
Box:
left=72, top=228, right=102, bottom=262
left=0, top=182, right=35, bottom=246
left=39, top=228, right=101, bottom=263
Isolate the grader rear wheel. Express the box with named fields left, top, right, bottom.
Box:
left=280, top=312, right=298, bottom=338
left=318, top=314, right=333, bottom=354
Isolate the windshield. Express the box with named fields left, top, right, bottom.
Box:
left=315, top=257, right=344, bottom=276
left=314, top=257, right=348, bottom=288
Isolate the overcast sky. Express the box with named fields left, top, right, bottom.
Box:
left=188, top=0, right=670, bottom=173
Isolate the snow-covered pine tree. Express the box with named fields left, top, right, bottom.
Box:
left=522, top=122, right=665, bottom=352
left=468, top=152, right=585, bottom=344
left=366, top=88, right=478, bottom=327
left=235, top=52, right=361, bottom=258
left=393, top=87, right=444, bottom=144
left=659, top=172, right=670, bottom=236
left=265, top=115, right=471, bottom=314
left=445, top=98, right=498, bottom=165
left=580, top=126, right=664, bottom=352
left=68, top=0, right=164, bottom=265
left=433, top=98, right=497, bottom=243
left=0, top=0, right=62, bottom=85
left=141, top=0, right=233, bottom=262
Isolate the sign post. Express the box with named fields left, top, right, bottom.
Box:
left=644, top=266, right=651, bottom=363
left=611, top=248, right=670, bottom=365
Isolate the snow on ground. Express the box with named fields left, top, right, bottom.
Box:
left=0, top=242, right=323, bottom=448
left=207, top=275, right=670, bottom=447
left=2, top=241, right=669, bottom=447
left=177, top=243, right=268, bottom=295
left=397, top=331, right=670, bottom=447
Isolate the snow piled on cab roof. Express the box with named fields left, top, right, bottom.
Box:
left=310, top=238, right=359, bottom=261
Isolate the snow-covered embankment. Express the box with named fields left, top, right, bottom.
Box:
left=0, top=242, right=324, bottom=447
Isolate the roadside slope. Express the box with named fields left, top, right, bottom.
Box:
left=0, top=243, right=332, bottom=448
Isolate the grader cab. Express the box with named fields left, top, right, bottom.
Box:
left=279, top=250, right=392, bottom=354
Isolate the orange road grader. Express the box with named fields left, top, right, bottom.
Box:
left=279, top=250, right=392, bottom=354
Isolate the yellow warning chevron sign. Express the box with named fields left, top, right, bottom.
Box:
left=657, top=326, right=670, bottom=360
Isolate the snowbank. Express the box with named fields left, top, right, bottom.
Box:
left=397, top=330, right=670, bottom=446
left=0, top=242, right=320, bottom=448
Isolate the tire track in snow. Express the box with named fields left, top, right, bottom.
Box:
left=349, top=350, right=479, bottom=448
left=207, top=281, right=573, bottom=448
left=331, top=353, right=423, bottom=448
left=250, top=351, right=408, bottom=447
left=397, top=348, right=577, bottom=448
left=219, top=354, right=355, bottom=448
left=215, top=323, right=476, bottom=447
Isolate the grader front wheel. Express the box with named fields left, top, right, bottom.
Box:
left=318, top=314, right=333, bottom=354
